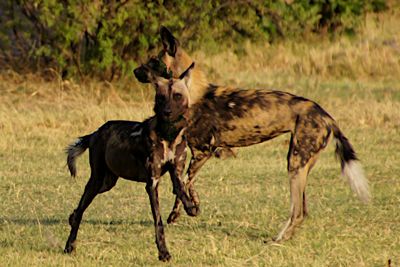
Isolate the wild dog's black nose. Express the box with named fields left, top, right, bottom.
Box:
left=163, top=109, right=172, bottom=117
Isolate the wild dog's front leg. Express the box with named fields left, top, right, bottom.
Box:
left=146, top=178, right=170, bottom=261
left=169, top=169, right=200, bottom=217
left=146, top=154, right=171, bottom=261
left=167, top=151, right=211, bottom=224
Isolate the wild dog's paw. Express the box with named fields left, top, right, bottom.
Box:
left=185, top=204, right=200, bottom=217
left=64, top=240, right=77, bottom=254
left=158, top=250, right=171, bottom=262
left=167, top=211, right=181, bottom=224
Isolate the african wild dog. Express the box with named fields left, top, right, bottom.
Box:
left=134, top=27, right=371, bottom=242
left=64, top=63, right=198, bottom=261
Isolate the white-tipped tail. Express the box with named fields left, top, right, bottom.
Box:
left=342, top=160, right=371, bottom=203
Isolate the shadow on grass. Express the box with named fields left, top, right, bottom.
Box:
left=0, top=217, right=153, bottom=227
left=0, top=216, right=274, bottom=241
left=167, top=220, right=273, bottom=241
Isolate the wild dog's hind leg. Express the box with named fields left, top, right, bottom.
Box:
left=64, top=168, right=117, bottom=253
left=274, top=165, right=308, bottom=242
left=167, top=150, right=211, bottom=224
left=300, top=147, right=323, bottom=218
left=274, top=116, right=330, bottom=242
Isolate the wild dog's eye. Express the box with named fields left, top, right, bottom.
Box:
left=173, top=93, right=182, bottom=101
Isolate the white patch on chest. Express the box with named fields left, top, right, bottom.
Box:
left=228, top=102, right=236, bottom=108
left=161, top=140, right=175, bottom=163
left=160, top=128, right=186, bottom=164
left=167, top=150, right=175, bottom=161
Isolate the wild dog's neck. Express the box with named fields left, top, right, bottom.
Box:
left=155, top=115, right=188, bottom=143
left=173, top=50, right=209, bottom=105
left=189, top=67, right=209, bottom=105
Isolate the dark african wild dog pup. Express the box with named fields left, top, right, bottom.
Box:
left=134, top=27, right=371, bottom=242
left=64, top=62, right=198, bottom=261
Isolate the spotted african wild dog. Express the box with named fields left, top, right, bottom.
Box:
left=64, top=63, right=198, bottom=261
left=134, top=27, right=371, bottom=242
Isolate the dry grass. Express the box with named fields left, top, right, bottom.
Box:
left=197, top=10, right=400, bottom=84
left=0, top=10, right=399, bottom=266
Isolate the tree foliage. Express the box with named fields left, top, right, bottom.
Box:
left=0, top=0, right=389, bottom=79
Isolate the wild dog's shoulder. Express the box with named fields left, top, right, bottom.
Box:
left=202, top=84, right=248, bottom=100
left=200, top=85, right=278, bottom=109
left=93, top=120, right=143, bottom=139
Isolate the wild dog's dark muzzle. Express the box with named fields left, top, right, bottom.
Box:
left=133, top=65, right=150, bottom=83
left=133, top=57, right=172, bottom=83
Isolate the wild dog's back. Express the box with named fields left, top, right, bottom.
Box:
left=187, top=86, right=319, bottom=148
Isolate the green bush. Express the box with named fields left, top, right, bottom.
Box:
left=0, top=0, right=389, bottom=80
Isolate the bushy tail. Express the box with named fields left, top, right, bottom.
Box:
left=65, top=134, right=91, bottom=177
left=332, top=125, right=371, bottom=203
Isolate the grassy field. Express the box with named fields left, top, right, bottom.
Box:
left=1, top=12, right=400, bottom=266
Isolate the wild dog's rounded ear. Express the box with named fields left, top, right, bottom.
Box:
left=133, top=65, right=151, bottom=83
left=160, top=26, right=179, bottom=57
left=179, top=62, right=195, bottom=88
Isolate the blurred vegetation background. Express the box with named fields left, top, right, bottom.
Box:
left=0, top=0, right=392, bottom=80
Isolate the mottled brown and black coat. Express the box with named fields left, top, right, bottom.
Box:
left=134, top=27, right=370, bottom=242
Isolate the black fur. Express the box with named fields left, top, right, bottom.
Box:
left=332, top=125, right=358, bottom=169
